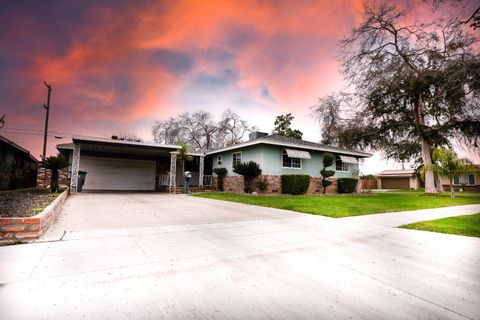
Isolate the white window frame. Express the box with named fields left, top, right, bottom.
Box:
left=453, top=174, right=475, bottom=186
left=217, top=155, right=222, bottom=166
left=232, top=152, right=242, bottom=167
left=282, top=149, right=302, bottom=169
left=335, top=160, right=349, bottom=172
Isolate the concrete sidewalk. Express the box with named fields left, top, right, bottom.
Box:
left=1, top=194, right=479, bottom=319
left=340, top=204, right=480, bottom=227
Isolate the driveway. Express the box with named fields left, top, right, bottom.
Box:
left=0, top=193, right=479, bottom=319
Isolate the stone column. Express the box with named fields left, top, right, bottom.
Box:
left=199, top=155, right=204, bottom=187
left=169, top=152, right=177, bottom=194
left=70, top=143, right=81, bottom=193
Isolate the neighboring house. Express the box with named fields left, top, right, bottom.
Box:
left=0, top=134, right=38, bottom=190
left=54, top=132, right=370, bottom=194
left=376, top=169, right=421, bottom=190
left=207, top=132, right=371, bottom=194
left=440, top=166, right=480, bottom=191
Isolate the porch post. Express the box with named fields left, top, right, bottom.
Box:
left=199, top=155, right=204, bottom=187
left=70, top=143, right=81, bottom=193
left=169, top=151, right=177, bottom=194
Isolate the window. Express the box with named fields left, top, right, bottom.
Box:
left=217, top=155, right=222, bottom=166
left=282, top=149, right=301, bottom=168
left=232, top=152, right=242, bottom=166
left=453, top=174, right=475, bottom=185
left=336, top=160, right=349, bottom=172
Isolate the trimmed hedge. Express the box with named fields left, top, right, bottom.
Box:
left=337, top=178, right=358, bottom=193
left=281, top=174, right=310, bottom=195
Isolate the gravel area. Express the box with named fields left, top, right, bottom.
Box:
left=0, top=189, right=58, bottom=218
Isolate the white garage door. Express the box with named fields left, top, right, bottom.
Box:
left=79, top=156, right=155, bottom=191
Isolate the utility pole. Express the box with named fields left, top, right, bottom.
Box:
left=42, top=81, right=52, bottom=158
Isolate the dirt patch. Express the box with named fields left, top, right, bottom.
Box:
left=0, top=189, right=58, bottom=218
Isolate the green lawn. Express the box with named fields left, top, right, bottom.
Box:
left=382, top=189, right=480, bottom=196
left=401, top=214, right=480, bottom=238
left=193, top=193, right=480, bottom=218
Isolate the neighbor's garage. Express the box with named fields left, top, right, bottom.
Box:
left=79, top=156, right=155, bottom=191
left=380, top=177, right=410, bottom=189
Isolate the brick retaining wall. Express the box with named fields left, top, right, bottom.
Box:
left=37, top=168, right=70, bottom=190
left=0, top=189, right=69, bottom=240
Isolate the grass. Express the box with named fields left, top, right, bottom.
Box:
left=193, top=192, right=480, bottom=218
left=400, top=213, right=480, bottom=238
left=382, top=189, right=480, bottom=196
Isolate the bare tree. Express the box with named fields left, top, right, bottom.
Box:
left=152, top=109, right=254, bottom=150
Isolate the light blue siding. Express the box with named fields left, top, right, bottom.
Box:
left=211, top=144, right=359, bottom=178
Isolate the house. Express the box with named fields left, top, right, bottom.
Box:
left=207, top=132, right=371, bottom=194
left=440, top=166, right=480, bottom=191
left=55, top=135, right=210, bottom=192
left=52, top=132, right=370, bottom=194
left=0, top=134, right=39, bottom=190
left=376, top=169, right=421, bottom=190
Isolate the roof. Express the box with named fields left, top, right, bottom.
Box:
left=0, top=134, right=39, bottom=163
left=206, top=134, right=371, bottom=158
left=377, top=169, right=416, bottom=177
left=72, top=135, right=181, bottom=149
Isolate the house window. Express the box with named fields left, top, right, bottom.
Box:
left=282, top=149, right=301, bottom=169
left=336, top=160, right=349, bottom=172
left=217, top=155, right=222, bottom=166
left=453, top=174, right=475, bottom=185
left=232, top=152, right=242, bottom=166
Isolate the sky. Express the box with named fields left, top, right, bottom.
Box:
left=0, top=0, right=476, bottom=174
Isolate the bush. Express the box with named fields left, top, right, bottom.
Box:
left=233, top=161, right=262, bottom=193
left=255, top=178, right=269, bottom=193
left=213, top=167, right=227, bottom=191
left=337, top=178, right=358, bottom=193
left=281, top=174, right=310, bottom=195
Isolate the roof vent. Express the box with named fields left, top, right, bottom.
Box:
left=249, top=131, right=268, bottom=141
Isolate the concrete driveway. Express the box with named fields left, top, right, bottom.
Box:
left=0, top=193, right=479, bottom=319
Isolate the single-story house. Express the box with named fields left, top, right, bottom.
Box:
left=207, top=132, right=371, bottom=194
left=440, top=166, right=480, bottom=191
left=53, top=132, right=371, bottom=194
left=0, top=134, right=38, bottom=190
left=376, top=169, right=421, bottom=190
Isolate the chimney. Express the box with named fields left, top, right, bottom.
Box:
left=249, top=131, right=268, bottom=141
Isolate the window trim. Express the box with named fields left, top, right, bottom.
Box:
left=232, top=152, right=242, bottom=167
left=281, top=149, right=302, bottom=169
left=335, top=159, right=349, bottom=172
left=453, top=174, right=475, bottom=186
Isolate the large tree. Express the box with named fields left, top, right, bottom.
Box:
left=272, top=113, right=303, bottom=139
left=152, top=109, right=253, bottom=150
left=313, top=4, right=480, bottom=193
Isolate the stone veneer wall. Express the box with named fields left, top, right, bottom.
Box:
left=37, top=168, right=70, bottom=190
left=214, top=174, right=340, bottom=194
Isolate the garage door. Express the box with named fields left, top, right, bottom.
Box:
left=381, top=177, right=410, bottom=189
left=79, top=156, right=155, bottom=191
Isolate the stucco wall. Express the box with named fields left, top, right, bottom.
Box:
left=211, top=144, right=359, bottom=179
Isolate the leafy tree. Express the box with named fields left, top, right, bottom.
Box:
left=213, top=167, right=227, bottom=191
left=233, top=161, right=262, bottom=193
left=41, top=154, right=68, bottom=193
left=177, top=144, right=193, bottom=192
left=313, top=4, right=480, bottom=193
left=423, top=148, right=477, bottom=198
left=320, top=153, right=335, bottom=194
left=273, top=113, right=303, bottom=139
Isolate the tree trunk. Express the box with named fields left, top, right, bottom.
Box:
left=417, top=95, right=437, bottom=194
left=434, top=172, right=444, bottom=192
left=51, top=169, right=59, bottom=193
left=450, top=179, right=455, bottom=198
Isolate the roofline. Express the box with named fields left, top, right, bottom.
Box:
left=377, top=174, right=416, bottom=177
left=71, top=135, right=181, bottom=150
left=0, top=134, right=39, bottom=163
left=206, top=139, right=372, bottom=158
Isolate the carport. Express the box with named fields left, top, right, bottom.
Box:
left=58, top=136, right=209, bottom=193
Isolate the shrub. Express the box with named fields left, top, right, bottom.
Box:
left=281, top=174, right=310, bottom=195
left=337, top=178, right=358, bottom=193
left=320, top=152, right=335, bottom=194
left=233, top=161, right=262, bottom=193
left=213, top=167, right=227, bottom=191
left=255, top=178, right=269, bottom=193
